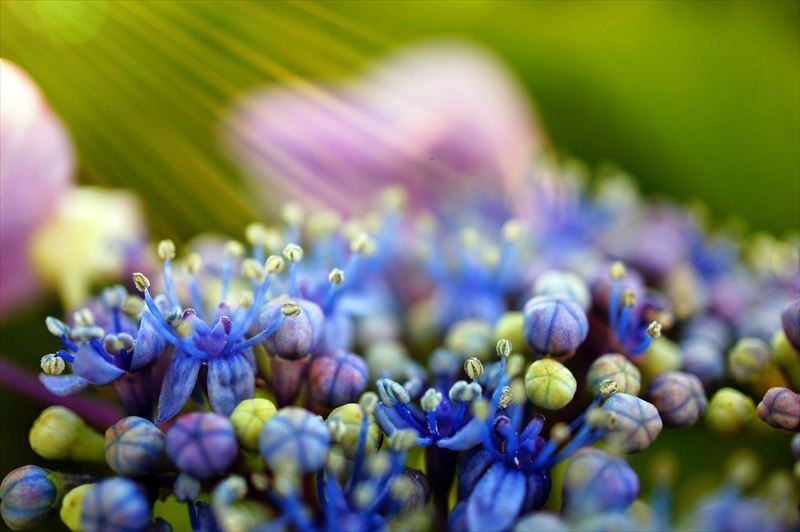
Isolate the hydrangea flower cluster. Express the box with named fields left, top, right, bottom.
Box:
left=2, top=167, right=798, bottom=532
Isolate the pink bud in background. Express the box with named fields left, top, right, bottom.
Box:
left=0, top=59, right=75, bottom=317
left=224, top=40, right=541, bottom=215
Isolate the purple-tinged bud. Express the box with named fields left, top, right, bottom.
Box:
left=270, top=354, right=311, bottom=407
left=166, top=413, right=238, bottom=479
left=523, top=296, right=588, bottom=359
left=259, top=298, right=324, bottom=360
left=260, top=407, right=330, bottom=474
left=562, top=448, right=639, bottom=519
left=601, top=393, right=662, bottom=453
left=308, top=350, right=368, bottom=409
left=105, top=416, right=165, bottom=476
left=681, top=338, right=724, bottom=386
left=648, top=371, right=708, bottom=427
left=534, top=270, right=591, bottom=311
left=781, top=300, right=800, bottom=351
left=80, top=478, right=150, bottom=532
left=1, top=466, right=57, bottom=530
left=757, top=387, right=800, bottom=431
left=587, top=353, right=641, bottom=396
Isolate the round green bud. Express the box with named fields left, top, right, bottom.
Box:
left=728, top=337, right=770, bottom=383
left=771, top=330, right=800, bottom=390
left=60, top=484, right=92, bottom=532
left=230, top=398, right=277, bottom=450
left=445, top=320, right=493, bottom=360
left=525, top=358, right=577, bottom=410
left=494, top=312, right=526, bottom=352
left=326, top=404, right=381, bottom=459
left=706, top=387, right=756, bottom=436
left=587, top=353, right=642, bottom=396
left=29, top=407, right=104, bottom=462
left=637, top=337, right=682, bottom=381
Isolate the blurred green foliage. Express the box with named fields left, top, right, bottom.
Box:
left=1, top=0, right=798, bottom=238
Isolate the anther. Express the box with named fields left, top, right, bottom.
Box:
left=121, top=296, right=144, bottom=317
left=241, top=259, right=264, bottom=281
left=73, top=308, right=95, bottom=328
left=610, top=261, right=626, bottom=280
left=506, top=354, right=525, bottom=377
left=647, top=321, right=663, bottom=338
left=239, top=291, right=254, bottom=309
left=45, top=317, right=69, bottom=337
left=265, top=255, right=285, bottom=274
left=389, top=429, right=418, bottom=451
left=282, top=243, right=304, bottom=263
left=132, top=272, right=150, bottom=292
left=599, top=379, right=619, bottom=399
left=245, top=223, right=269, bottom=246
left=502, top=219, right=523, bottom=241
left=157, top=239, right=176, bottom=260
left=472, top=398, right=490, bottom=421
left=622, top=290, right=636, bottom=307
left=40, top=354, right=65, bottom=375
left=498, top=386, right=514, bottom=409
left=551, top=422, right=571, bottom=444
left=421, top=388, right=443, bottom=412
left=464, top=357, right=484, bottom=380
left=351, top=233, right=376, bottom=256
left=281, top=202, right=304, bottom=227
left=496, top=338, right=512, bottom=359
left=185, top=253, right=203, bottom=274
left=328, top=268, right=345, bottom=285
left=224, top=240, right=245, bottom=257
left=359, top=392, right=378, bottom=414
left=281, top=301, right=301, bottom=317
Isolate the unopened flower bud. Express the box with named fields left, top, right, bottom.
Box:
left=157, top=239, right=175, bottom=260
left=29, top=407, right=105, bottom=462
left=230, top=399, right=277, bottom=450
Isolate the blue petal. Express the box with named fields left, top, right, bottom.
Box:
left=437, top=418, right=484, bottom=451
left=375, top=403, right=406, bottom=436
left=466, top=463, right=526, bottom=532
left=207, top=353, right=254, bottom=416
left=156, top=351, right=202, bottom=423
left=73, top=345, right=125, bottom=384
left=130, top=313, right=167, bottom=371
left=39, top=374, right=90, bottom=396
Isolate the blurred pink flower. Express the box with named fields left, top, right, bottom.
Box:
left=0, top=59, right=75, bottom=316
left=224, top=40, right=541, bottom=215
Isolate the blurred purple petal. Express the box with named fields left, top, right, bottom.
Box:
left=0, top=60, right=74, bottom=316
left=224, top=41, right=539, bottom=215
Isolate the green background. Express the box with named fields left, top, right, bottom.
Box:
left=0, top=1, right=797, bottom=529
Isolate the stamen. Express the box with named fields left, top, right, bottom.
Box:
left=157, top=239, right=181, bottom=309
left=464, top=357, right=484, bottom=380
left=496, top=338, right=513, bottom=359
left=73, top=308, right=95, bottom=327
left=40, top=354, right=65, bottom=375
left=45, top=317, right=70, bottom=337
